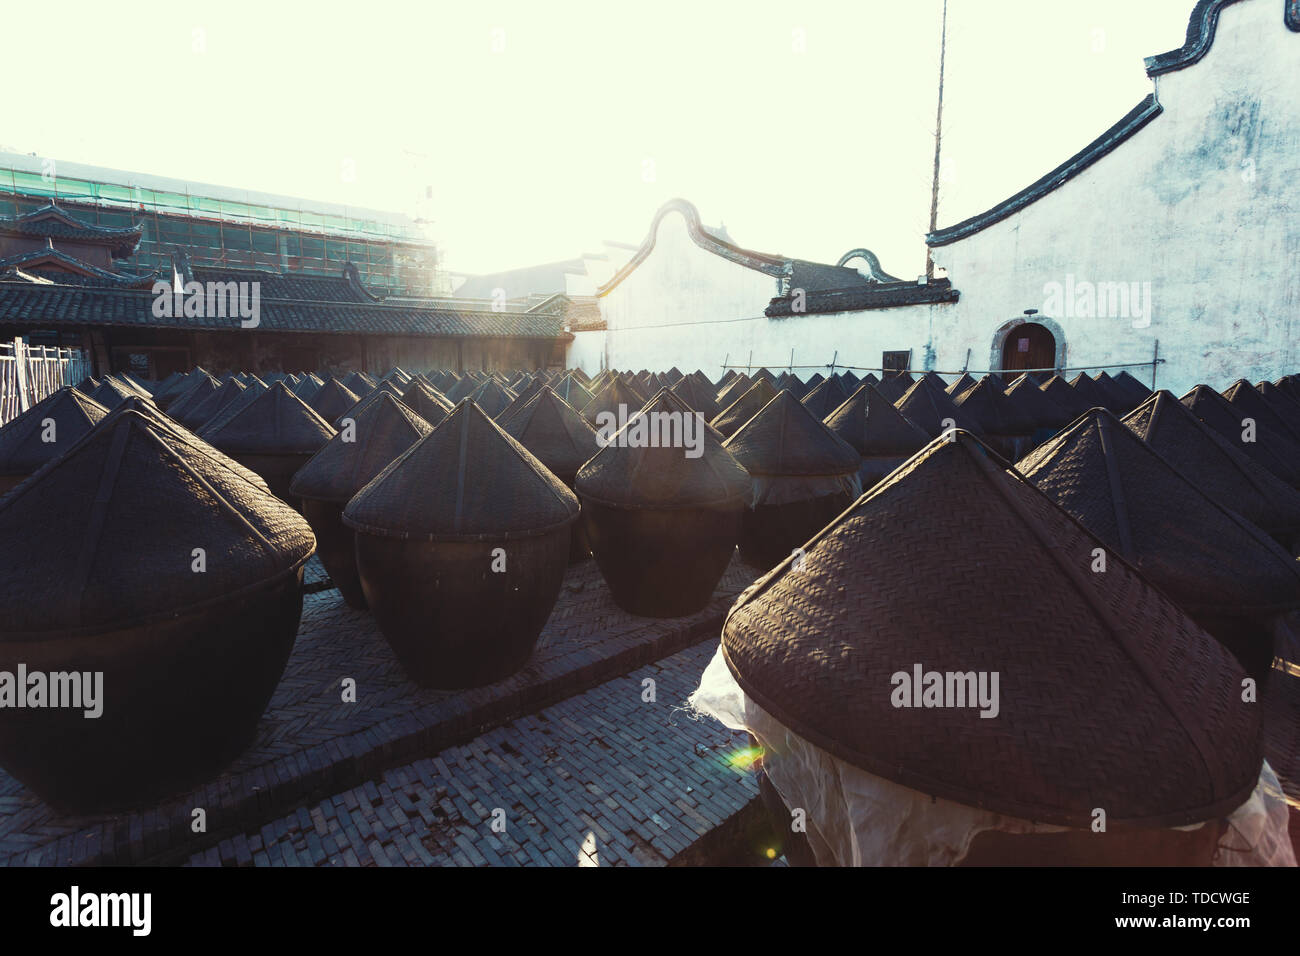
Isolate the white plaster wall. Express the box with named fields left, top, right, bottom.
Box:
left=929, top=0, right=1300, bottom=396
left=586, top=2, right=1298, bottom=393
left=598, top=211, right=781, bottom=372
left=566, top=329, right=606, bottom=376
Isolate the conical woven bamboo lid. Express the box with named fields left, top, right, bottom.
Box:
left=721, top=429, right=1262, bottom=828
left=0, top=410, right=313, bottom=635
left=343, top=400, right=578, bottom=541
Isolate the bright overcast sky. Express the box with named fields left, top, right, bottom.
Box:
left=3, top=0, right=1194, bottom=280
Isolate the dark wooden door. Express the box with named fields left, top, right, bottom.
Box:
left=1002, top=323, right=1055, bottom=374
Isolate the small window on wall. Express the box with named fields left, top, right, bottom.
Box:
left=882, top=350, right=911, bottom=376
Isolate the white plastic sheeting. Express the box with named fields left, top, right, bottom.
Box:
left=690, top=644, right=1295, bottom=867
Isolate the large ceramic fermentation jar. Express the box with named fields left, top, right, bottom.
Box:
left=1123, top=391, right=1300, bottom=552
left=710, top=379, right=778, bottom=440
left=894, top=377, right=981, bottom=440
left=0, top=387, right=108, bottom=494
left=582, top=377, right=648, bottom=430
left=466, top=378, right=517, bottom=419
left=290, top=393, right=431, bottom=609
left=692, top=431, right=1270, bottom=866
left=1183, top=384, right=1300, bottom=488
left=955, top=376, right=1037, bottom=461
left=205, top=381, right=336, bottom=507
left=798, top=376, right=850, bottom=421
left=0, top=410, right=314, bottom=812
left=400, top=380, right=455, bottom=427
left=723, top=390, right=862, bottom=571
left=824, top=382, right=928, bottom=490
left=308, top=377, right=361, bottom=424
left=1017, top=408, right=1300, bottom=680
left=577, top=389, right=750, bottom=617
left=177, top=376, right=245, bottom=429
left=343, top=401, right=579, bottom=689
left=502, top=386, right=602, bottom=563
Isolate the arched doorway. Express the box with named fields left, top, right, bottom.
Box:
left=1000, top=322, right=1056, bottom=375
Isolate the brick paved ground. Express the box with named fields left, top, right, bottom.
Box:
left=302, top=554, right=330, bottom=589
left=185, top=641, right=757, bottom=867
left=0, top=557, right=757, bottom=866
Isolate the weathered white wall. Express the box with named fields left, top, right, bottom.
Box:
left=927, top=0, right=1300, bottom=396
left=597, top=211, right=781, bottom=372
left=567, top=329, right=606, bottom=376
left=581, top=1, right=1299, bottom=394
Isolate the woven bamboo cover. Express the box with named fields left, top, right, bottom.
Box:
left=724, top=390, right=860, bottom=477
left=577, top=389, right=749, bottom=510
left=343, top=399, right=578, bottom=541
left=710, top=380, right=779, bottom=438
left=1037, top=375, right=1095, bottom=421
left=291, top=374, right=323, bottom=402
left=1254, top=380, right=1300, bottom=427
left=552, top=373, right=595, bottom=412
left=179, top=377, right=245, bottom=427
left=205, top=382, right=336, bottom=455
left=825, top=382, right=929, bottom=457
left=583, top=378, right=654, bottom=428
left=671, top=375, right=721, bottom=419
left=400, top=381, right=455, bottom=427
left=1182, top=384, right=1300, bottom=486
left=291, top=392, right=432, bottom=503
left=467, top=379, right=517, bottom=419
left=502, top=386, right=600, bottom=482
left=159, top=374, right=218, bottom=418
left=799, top=377, right=851, bottom=421
left=1113, top=371, right=1153, bottom=405
left=97, top=396, right=271, bottom=493
left=1068, top=372, right=1116, bottom=412
left=956, top=376, right=1036, bottom=435
left=197, top=380, right=269, bottom=437
left=307, top=378, right=360, bottom=423
left=715, top=373, right=754, bottom=408
left=1124, top=390, right=1300, bottom=537
left=0, top=387, right=108, bottom=474
left=1016, top=408, right=1300, bottom=615
left=721, top=429, right=1262, bottom=828
left=895, top=378, right=982, bottom=437
left=341, top=370, right=376, bottom=396
left=0, top=410, right=313, bottom=635
left=1003, top=373, right=1070, bottom=430
left=1223, top=379, right=1300, bottom=445
left=946, top=372, right=977, bottom=398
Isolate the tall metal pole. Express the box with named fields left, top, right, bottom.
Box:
left=926, top=0, right=949, bottom=280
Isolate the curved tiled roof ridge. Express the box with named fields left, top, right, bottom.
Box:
left=926, top=95, right=1163, bottom=248
left=0, top=202, right=143, bottom=258
left=596, top=198, right=881, bottom=299
left=0, top=247, right=157, bottom=287
left=928, top=1, right=1299, bottom=249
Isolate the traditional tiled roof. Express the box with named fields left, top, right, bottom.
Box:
left=925, top=96, right=1163, bottom=248
left=765, top=278, right=958, bottom=317
left=597, top=198, right=887, bottom=298
left=928, top=2, right=1300, bottom=249
left=1143, top=0, right=1298, bottom=76
left=189, top=265, right=375, bottom=303
left=0, top=204, right=142, bottom=259
left=0, top=279, right=567, bottom=338
left=0, top=247, right=157, bottom=288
